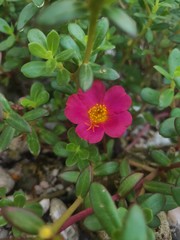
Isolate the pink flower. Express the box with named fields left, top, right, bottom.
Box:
left=65, top=80, right=132, bottom=144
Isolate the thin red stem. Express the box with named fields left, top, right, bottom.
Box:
left=60, top=193, right=120, bottom=231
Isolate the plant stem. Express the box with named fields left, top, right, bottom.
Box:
left=51, top=196, right=83, bottom=234
left=128, top=159, right=155, bottom=172
left=60, top=193, right=120, bottom=231
left=83, top=13, right=98, bottom=64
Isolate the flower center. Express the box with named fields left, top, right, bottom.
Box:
left=88, top=104, right=108, bottom=125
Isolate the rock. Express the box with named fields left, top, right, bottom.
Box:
left=39, top=199, right=50, bottom=214
left=50, top=198, right=79, bottom=240
left=0, top=229, right=8, bottom=238
left=0, top=167, right=15, bottom=193
left=168, top=207, right=180, bottom=240
left=98, top=230, right=110, bottom=240
left=40, top=181, right=49, bottom=189
left=155, top=212, right=172, bottom=240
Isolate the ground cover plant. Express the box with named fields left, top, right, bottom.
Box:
left=0, top=0, right=180, bottom=239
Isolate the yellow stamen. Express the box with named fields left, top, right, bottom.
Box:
left=87, top=104, right=108, bottom=130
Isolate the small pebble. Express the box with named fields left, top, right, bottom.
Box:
left=55, top=184, right=64, bottom=190
left=39, top=199, right=50, bottom=214
left=50, top=198, right=79, bottom=240
left=40, top=180, right=49, bottom=189
left=0, top=167, right=15, bottom=193
left=34, top=185, right=43, bottom=195
left=155, top=212, right=172, bottom=240
left=168, top=207, right=180, bottom=240
left=51, top=169, right=59, bottom=177
left=0, top=229, right=8, bottom=238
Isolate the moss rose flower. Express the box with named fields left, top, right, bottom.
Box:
left=65, top=80, right=132, bottom=144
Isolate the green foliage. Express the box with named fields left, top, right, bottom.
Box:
left=2, top=207, right=44, bottom=234
left=118, top=173, right=144, bottom=197
left=90, top=183, right=121, bottom=236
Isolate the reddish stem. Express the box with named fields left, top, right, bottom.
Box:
left=60, top=193, right=120, bottom=231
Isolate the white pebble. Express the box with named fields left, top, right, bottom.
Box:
left=39, top=199, right=50, bottom=214
left=0, top=167, right=15, bottom=193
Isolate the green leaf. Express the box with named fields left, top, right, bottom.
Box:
left=172, top=187, right=180, bottom=205
left=159, top=117, right=177, bottom=138
left=60, top=171, right=79, bottom=183
left=0, top=216, right=7, bottom=227
left=168, top=48, right=180, bottom=75
left=40, top=129, right=59, bottom=145
left=159, top=88, right=174, bottom=108
left=60, top=35, right=81, bottom=60
left=141, top=88, right=160, bottom=105
left=23, top=108, right=49, bottom=121
left=13, top=191, right=26, bottom=207
left=90, top=183, right=121, bottom=236
left=56, top=68, right=70, bottom=86
left=117, top=205, right=147, bottom=240
left=24, top=202, right=43, bottom=217
left=168, top=48, right=180, bottom=88
left=67, top=127, right=87, bottom=147
left=56, top=49, right=75, bottom=62
left=94, top=162, right=119, bottom=176
left=79, top=63, right=93, bottom=91
left=0, top=126, right=15, bottom=152
left=140, top=194, right=165, bottom=215
left=0, top=187, right=7, bottom=197
left=0, top=35, right=16, bottom=51
left=53, top=141, right=67, bottom=158
left=163, top=195, right=178, bottom=211
left=27, top=129, right=40, bottom=156
left=6, top=112, right=31, bottom=133
left=0, top=198, right=14, bottom=207
left=27, top=28, right=47, bottom=48
left=119, top=159, right=131, bottom=177
left=28, top=42, right=51, bottom=59
left=0, top=18, right=12, bottom=34
left=2, top=207, right=44, bottom=234
left=106, top=7, right=137, bottom=37
left=66, top=152, right=79, bottom=166
left=21, top=61, right=49, bottom=78
left=175, top=117, right=180, bottom=135
left=47, top=30, right=60, bottom=56
left=154, top=65, right=172, bottom=80
left=76, top=167, right=92, bottom=198
left=12, top=227, right=22, bottom=238
left=32, top=0, right=44, bottom=7
left=91, top=64, right=119, bottom=80
left=68, top=23, right=85, bottom=46
left=145, top=28, right=153, bottom=43
left=17, top=3, right=38, bottom=31
left=118, top=173, right=144, bottom=197
left=143, top=208, right=153, bottom=224
left=150, top=150, right=171, bottom=166
left=144, top=181, right=172, bottom=195
left=30, top=82, right=44, bottom=100
left=93, top=17, right=109, bottom=50
left=0, top=93, right=12, bottom=112
left=170, top=108, right=180, bottom=117
left=78, top=148, right=89, bottom=160
left=83, top=214, right=103, bottom=231
left=37, top=0, right=86, bottom=26
left=66, top=143, right=79, bottom=152
left=174, top=66, right=180, bottom=77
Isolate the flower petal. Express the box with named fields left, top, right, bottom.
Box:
left=76, top=123, right=104, bottom=144
left=65, top=94, right=88, bottom=124
left=104, top=86, right=132, bottom=113
left=78, top=80, right=106, bottom=108
left=104, top=111, right=132, bottom=138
